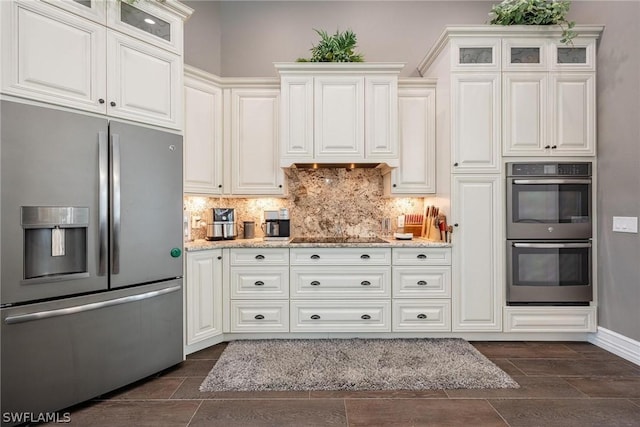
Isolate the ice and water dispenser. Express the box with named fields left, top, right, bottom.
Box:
left=21, top=206, right=89, bottom=282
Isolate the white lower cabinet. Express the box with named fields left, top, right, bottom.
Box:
left=392, top=300, right=451, bottom=332
left=227, top=248, right=290, bottom=333
left=290, top=300, right=391, bottom=333
left=451, top=175, right=503, bottom=332
left=289, top=247, right=392, bottom=333
left=185, top=250, right=223, bottom=345
left=504, top=306, right=596, bottom=332
left=391, top=247, right=452, bottom=332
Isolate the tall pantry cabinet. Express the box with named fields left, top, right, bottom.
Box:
left=418, top=26, right=602, bottom=332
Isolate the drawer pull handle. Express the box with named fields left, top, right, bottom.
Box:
left=360, top=254, right=370, bottom=260
left=417, top=314, right=427, bottom=320
left=417, top=280, right=427, bottom=286
left=361, top=280, right=371, bottom=286
left=254, top=314, right=265, bottom=320
left=255, top=254, right=265, bottom=260
left=254, top=281, right=265, bottom=286
left=310, top=254, right=320, bottom=260
left=417, top=254, right=427, bottom=259
left=310, top=281, right=321, bottom=286
left=310, top=314, right=321, bottom=320
left=361, top=314, right=371, bottom=320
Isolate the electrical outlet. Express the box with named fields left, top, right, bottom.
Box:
left=612, top=216, right=638, bottom=233
left=397, top=215, right=405, bottom=228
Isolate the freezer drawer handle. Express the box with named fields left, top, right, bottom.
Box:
left=4, top=285, right=181, bottom=325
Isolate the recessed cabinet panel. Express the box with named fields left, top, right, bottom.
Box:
left=183, top=73, right=223, bottom=194
left=107, top=31, right=181, bottom=129
left=550, top=73, right=595, bottom=155
left=392, top=300, right=451, bottom=332
left=1, top=1, right=106, bottom=113
left=365, top=76, right=398, bottom=159
left=230, top=88, right=284, bottom=195
left=290, top=266, right=391, bottom=299
left=451, top=74, right=501, bottom=173
left=280, top=76, right=313, bottom=159
left=503, top=73, right=548, bottom=155
left=314, top=76, right=365, bottom=159
left=186, top=251, right=223, bottom=345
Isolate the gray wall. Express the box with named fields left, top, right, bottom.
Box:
left=183, top=1, right=640, bottom=341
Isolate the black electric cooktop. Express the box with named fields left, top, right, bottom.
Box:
left=290, top=237, right=389, bottom=244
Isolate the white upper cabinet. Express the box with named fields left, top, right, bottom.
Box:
left=1, top=0, right=192, bottom=130
left=451, top=73, right=501, bottom=173
left=451, top=37, right=501, bottom=71
left=229, top=87, right=285, bottom=195
left=503, top=72, right=549, bottom=154
left=275, top=63, right=404, bottom=167
left=184, top=67, right=224, bottom=195
left=384, top=79, right=437, bottom=195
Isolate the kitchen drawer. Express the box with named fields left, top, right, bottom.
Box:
left=290, top=266, right=391, bottom=299
left=504, top=307, right=596, bottom=333
left=230, top=266, right=289, bottom=299
left=290, top=300, right=391, bottom=332
left=229, top=248, right=289, bottom=266
left=392, top=300, right=451, bottom=332
left=290, top=248, right=391, bottom=266
left=229, top=301, right=289, bottom=333
left=391, top=247, right=451, bottom=266
left=392, top=266, right=451, bottom=298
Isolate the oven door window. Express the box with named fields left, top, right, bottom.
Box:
left=512, top=182, right=590, bottom=224
left=512, top=245, right=590, bottom=287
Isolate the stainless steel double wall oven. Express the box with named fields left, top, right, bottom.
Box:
left=506, top=162, right=593, bottom=305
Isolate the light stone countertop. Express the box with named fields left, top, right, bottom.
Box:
left=185, top=237, right=451, bottom=252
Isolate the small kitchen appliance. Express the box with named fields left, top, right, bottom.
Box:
left=206, top=208, right=237, bottom=240
left=262, top=209, right=290, bottom=240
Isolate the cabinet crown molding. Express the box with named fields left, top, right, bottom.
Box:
left=418, top=24, right=604, bottom=76
left=274, top=62, right=405, bottom=75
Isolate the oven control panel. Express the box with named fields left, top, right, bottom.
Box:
left=508, top=162, right=591, bottom=177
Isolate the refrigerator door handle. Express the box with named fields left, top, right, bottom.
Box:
left=111, top=133, right=121, bottom=275
left=98, top=132, right=108, bottom=276
left=4, top=285, right=182, bottom=325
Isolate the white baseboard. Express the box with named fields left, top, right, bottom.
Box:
left=589, top=327, right=640, bottom=366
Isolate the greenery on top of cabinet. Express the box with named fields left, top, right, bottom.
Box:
left=297, top=29, right=364, bottom=63
left=488, top=0, right=576, bottom=44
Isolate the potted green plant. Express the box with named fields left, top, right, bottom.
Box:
left=488, top=0, right=576, bottom=44
left=297, top=29, right=364, bottom=62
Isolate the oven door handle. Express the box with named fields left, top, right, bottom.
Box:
left=512, top=242, right=592, bottom=249
left=512, top=179, right=591, bottom=185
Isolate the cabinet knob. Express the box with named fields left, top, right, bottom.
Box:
left=417, top=280, right=427, bottom=286
left=361, top=314, right=371, bottom=320
left=453, top=162, right=459, bottom=167
left=218, top=184, right=222, bottom=188
left=217, top=256, right=222, bottom=260
left=255, top=254, right=265, bottom=260
left=360, top=280, right=371, bottom=286
left=310, top=254, right=320, bottom=260
left=254, top=314, right=265, bottom=320
left=310, top=280, right=321, bottom=286
left=544, top=145, right=551, bottom=149
left=254, top=281, right=264, bottom=286
left=551, top=145, right=557, bottom=149
left=417, top=314, right=427, bottom=319
left=454, top=223, right=459, bottom=227
left=417, top=254, right=427, bottom=259
left=278, top=184, right=283, bottom=188
left=392, top=184, right=397, bottom=188
left=98, top=98, right=105, bottom=104
left=110, top=101, right=116, bottom=107
left=310, top=314, right=321, bottom=320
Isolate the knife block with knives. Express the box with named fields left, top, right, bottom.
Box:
left=422, top=206, right=451, bottom=243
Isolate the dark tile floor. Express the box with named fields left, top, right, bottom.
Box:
left=45, top=341, right=640, bottom=427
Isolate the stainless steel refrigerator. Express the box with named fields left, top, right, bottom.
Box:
left=0, top=100, right=184, bottom=421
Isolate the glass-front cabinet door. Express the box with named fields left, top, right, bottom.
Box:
left=107, top=0, right=183, bottom=53
left=503, top=39, right=547, bottom=71
left=41, top=0, right=107, bottom=23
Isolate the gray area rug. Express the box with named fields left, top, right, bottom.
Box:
left=199, top=338, right=519, bottom=391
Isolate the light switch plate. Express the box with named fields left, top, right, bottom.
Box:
left=612, top=216, right=638, bottom=233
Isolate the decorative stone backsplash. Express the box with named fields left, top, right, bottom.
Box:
left=184, top=168, right=425, bottom=240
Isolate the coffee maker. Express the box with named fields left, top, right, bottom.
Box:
left=262, top=209, right=290, bottom=240
left=205, top=208, right=237, bottom=241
